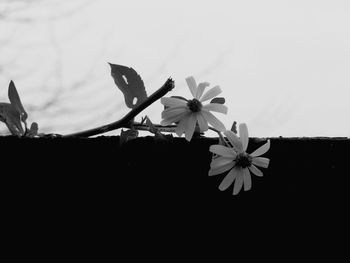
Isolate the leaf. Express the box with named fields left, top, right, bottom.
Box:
left=140, top=116, right=147, bottom=125
left=231, top=121, right=237, bottom=134
left=26, top=122, right=39, bottom=138
left=109, top=63, right=148, bottom=109
left=0, top=102, right=24, bottom=136
left=210, top=97, right=225, bottom=105
left=145, top=117, right=158, bottom=134
left=8, top=81, right=28, bottom=122
left=145, top=116, right=166, bottom=140
left=120, top=129, right=139, bottom=146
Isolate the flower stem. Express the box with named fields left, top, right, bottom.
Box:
left=132, top=123, right=177, bottom=133
left=208, top=127, right=228, bottom=146
left=63, top=78, right=174, bottom=138
left=131, top=123, right=226, bottom=142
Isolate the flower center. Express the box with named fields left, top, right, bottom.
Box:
left=235, top=152, right=252, bottom=168
left=187, top=99, right=202, bottom=112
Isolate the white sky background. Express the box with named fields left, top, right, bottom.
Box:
left=0, top=0, right=349, bottom=137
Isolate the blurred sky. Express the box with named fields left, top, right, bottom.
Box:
left=0, top=0, right=349, bottom=137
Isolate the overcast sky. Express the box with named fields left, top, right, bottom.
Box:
left=1, top=0, right=349, bottom=137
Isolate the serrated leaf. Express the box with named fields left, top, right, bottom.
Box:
left=109, top=63, right=148, bottom=109
left=8, top=80, right=28, bottom=122
left=0, top=102, right=24, bottom=136
left=210, top=97, right=225, bottom=105
left=120, top=128, right=139, bottom=146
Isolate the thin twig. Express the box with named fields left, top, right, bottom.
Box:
left=132, top=122, right=225, bottom=141
left=63, top=78, right=174, bottom=138
left=133, top=123, right=177, bottom=133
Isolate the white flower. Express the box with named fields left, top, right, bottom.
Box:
left=160, top=76, right=227, bottom=141
left=208, top=123, right=270, bottom=195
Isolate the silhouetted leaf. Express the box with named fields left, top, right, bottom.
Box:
left=145, top=117, right=157, bottom=134
left=27, top=122, right=39, bottom=137
left=109, top=63, right=147, bottom=109
left=231, top=121, right=237, bottom=134
left=120, top=129, right=139, bottom=146
left=0, top=102, right=24, bottom=136
left=8, top=80, right=28, bottom=122
left=210, top=97, right=225, bottom=105
left=145, top=116, right=166, bottom=140
left=140, top=116, right=147, bottom=125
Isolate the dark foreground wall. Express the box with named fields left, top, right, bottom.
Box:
left=2, top=136, right=348, bottom=200
left=1, top=136, right=349, bottom=256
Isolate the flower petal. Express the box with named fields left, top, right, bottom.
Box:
left=208, top=162, right=235, bottom=176
left=161, top=106, right=188, bottom=119
left=248, top=164, right=264, bottom=177
left=209, top=145, right=237, bottom=158
left=223, top=130, right=243, bottom=152
left=185, top=113, right=197, bottom=141
left=243, top=168, right=252, bottom=191
left=175, top=116, right=188, bottom=137
left=185, top=76, right=197, bottom=98
left=210, top=156, right=234, bottom=169
left=202, top=103, right=228, bottom=114
left=201, top=111, right=226, bottom=131
left=161, top=111, right=189, bottom=126
left=161, top=97, right=187, bottom=107
left=251, top=157, right=270, bottom=168
left=239, top=123, right=249, bottom=152
left=200, top=85, right=222, bottom=102
left=196, top=82, right=210, bottom=99
left=218, top=167, right=239, bottom=191
left=196, top=112, right=208, bottom=132
left=233, top=168, right=244, bottom=195
left=250, top=140, right=270, bottom=157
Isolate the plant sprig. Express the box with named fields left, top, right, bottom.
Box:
left=0, top=81, right=38, bottom=137
left=1, top=64, right=227, bottom=142
left=63, top=77, right=174, bottom=138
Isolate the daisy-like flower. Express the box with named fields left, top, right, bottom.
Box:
left=208, top=123, right=270, bottom=195
left=160, top=76, right=228, bottom=141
